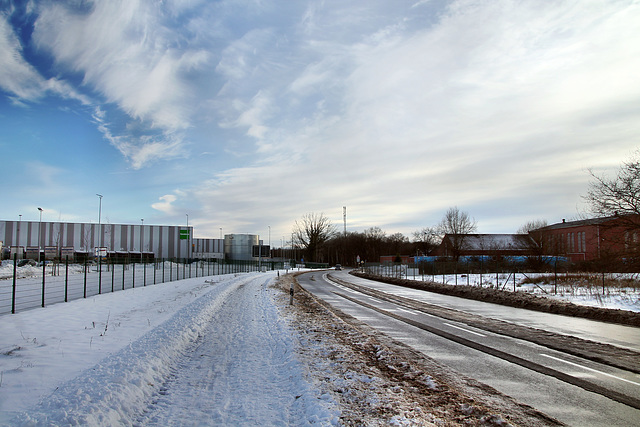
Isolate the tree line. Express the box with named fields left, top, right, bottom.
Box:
left=291, top=206, right=477, bottom=265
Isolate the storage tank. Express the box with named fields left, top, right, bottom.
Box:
left=224, top=234, right=259, bottom=261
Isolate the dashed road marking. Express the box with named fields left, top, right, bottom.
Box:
left=443, top=322, right=486, bottom=337
left=540, top=354, right=640, bottom=386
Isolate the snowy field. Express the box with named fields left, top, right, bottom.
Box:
left=0, top=271, right=340, bottom=425
left=374, top=267, right=640, bottom=313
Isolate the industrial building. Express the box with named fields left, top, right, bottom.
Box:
left=0, top=220, right=266, bottom=262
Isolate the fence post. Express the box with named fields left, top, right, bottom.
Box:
left=12, top=254, right=17, bottom=314
left=289, top=283, right=294, bottom=305
left=111, top=260, right=115, bottom=292
left=84, top=258, right=87, bottom=298
left=122, top=262, right=126, bottom=290
left=132, top=260, right=136, bottom=288
left=554, top=257, right=558, bottom=295
left=41, top=260, right=46, bottom=307
left=144, top=261, right=147, bottom=286
left=64, top=256, right=69, bottom=302
left=98, top=256, right=102, bottom=295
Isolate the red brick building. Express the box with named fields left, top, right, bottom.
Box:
left=531, top=215, right=640, bottom=262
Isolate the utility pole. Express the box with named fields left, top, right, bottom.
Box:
left=96, top=194, right=103, bottom=248
left=37, top=207, right=43, bottom=263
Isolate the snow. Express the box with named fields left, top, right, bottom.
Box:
left=2, top=264, right=637, bottom=425
left=398, top=269, right=640, bottom=313
left=0, top=271, right=340, bottom=425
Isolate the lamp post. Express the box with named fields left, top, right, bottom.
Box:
left=141, top=219, right=144, bottom=252
left=96, top=194, right=103, bottom=249
left=37, top=207, right=43, bottom=263
left=17, top=214, right=22, bottom=257
left=268, top=226, right=271, bottom=259
left=186, top=214, right=189, bottom=260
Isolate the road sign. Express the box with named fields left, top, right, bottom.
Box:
left=180, top=229, right=190, bottom=240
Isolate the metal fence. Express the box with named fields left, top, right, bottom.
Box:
left=362, top=261, right=640, bottom=296
left=0, top=256, right=287, bottom=315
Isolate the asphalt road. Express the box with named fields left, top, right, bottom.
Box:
left=297, top=269, right=640, bottom=427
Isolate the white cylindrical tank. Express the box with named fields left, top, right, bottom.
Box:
left=224, top=234, right=259, bottom=261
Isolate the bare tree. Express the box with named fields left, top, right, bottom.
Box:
left=363, top=227, right=386, bottom=261
left=412, top=227, right=440, bottom=256
left=292, top=212, right=337, bottom=262
left=386, top=232, right=409, bottom=260
left=438, top=207, right=477, bottom=260
left=516, top=219, right=548, bottom=234
left=584, top=151, right=640, bottom=222
left=516, top=219, right=548, bottom=257
left=584, top=152, right=640, bottom=257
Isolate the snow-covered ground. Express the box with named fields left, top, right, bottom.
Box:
left=0, top=271, right=340, bottom=425
left=3, top=266, right=634, bottom=425
left=378, top=268, right=640, bottom=313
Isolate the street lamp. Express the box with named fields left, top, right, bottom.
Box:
left=96, top=194, right=103, bottom=248
left=37, top=207, right=43, bottom=263
left=141, top=219, right=144, bottom=252
left=17, top=214, right=22, bottom=257
left=186, top=214, right=189, bottom=260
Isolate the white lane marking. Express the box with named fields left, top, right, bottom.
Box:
left=540, top=354, right=640, bottom=386
left=443, top=323, right=486, bottom=337
left=395, top=307, right=416, bottom=316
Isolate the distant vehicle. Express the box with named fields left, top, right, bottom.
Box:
left=335, top=264, right=342, bottom=270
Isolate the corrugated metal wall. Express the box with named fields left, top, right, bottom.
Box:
left=0, top=220, right=208, bottom=259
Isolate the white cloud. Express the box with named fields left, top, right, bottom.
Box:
left=0, top=13, right=91, bottom=105
left=151, top=194, right=178, bottom=214
left=34, top=1, right=209, bottom=129
left=30, top=0, right=209, bottom=168
left=0, top=14, right=45, bottom=101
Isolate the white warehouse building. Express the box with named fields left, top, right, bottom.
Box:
left=0, top=220, right=211, bottom=260
left=0, top=220, right=268, bottom=262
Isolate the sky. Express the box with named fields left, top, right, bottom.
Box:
left=1, top=0, right=639, bottom=246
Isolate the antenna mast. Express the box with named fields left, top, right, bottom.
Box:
left=343, top=206, right=347, bottom=236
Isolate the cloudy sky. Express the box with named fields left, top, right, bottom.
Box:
left=1, top=0, right=638, bottom=245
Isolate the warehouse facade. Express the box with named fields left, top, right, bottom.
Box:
left=0, top=220, right=199, bottom=260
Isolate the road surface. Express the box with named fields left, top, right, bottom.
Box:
left=297, top=269, right=640, bottom=426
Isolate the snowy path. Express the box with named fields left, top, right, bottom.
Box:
left=4, top=272, right=338, bottom=426
left=136, top=275, right=333, bottom=425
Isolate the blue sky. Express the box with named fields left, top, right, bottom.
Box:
left=1, top=0, right=639, bottom=245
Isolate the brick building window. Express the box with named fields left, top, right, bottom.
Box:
left=577, top=232, right=586, bottom=252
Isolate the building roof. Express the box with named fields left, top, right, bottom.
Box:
left=443, top=234, right=535, bottom=251
left=534, top=216, right=620, bottom=231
